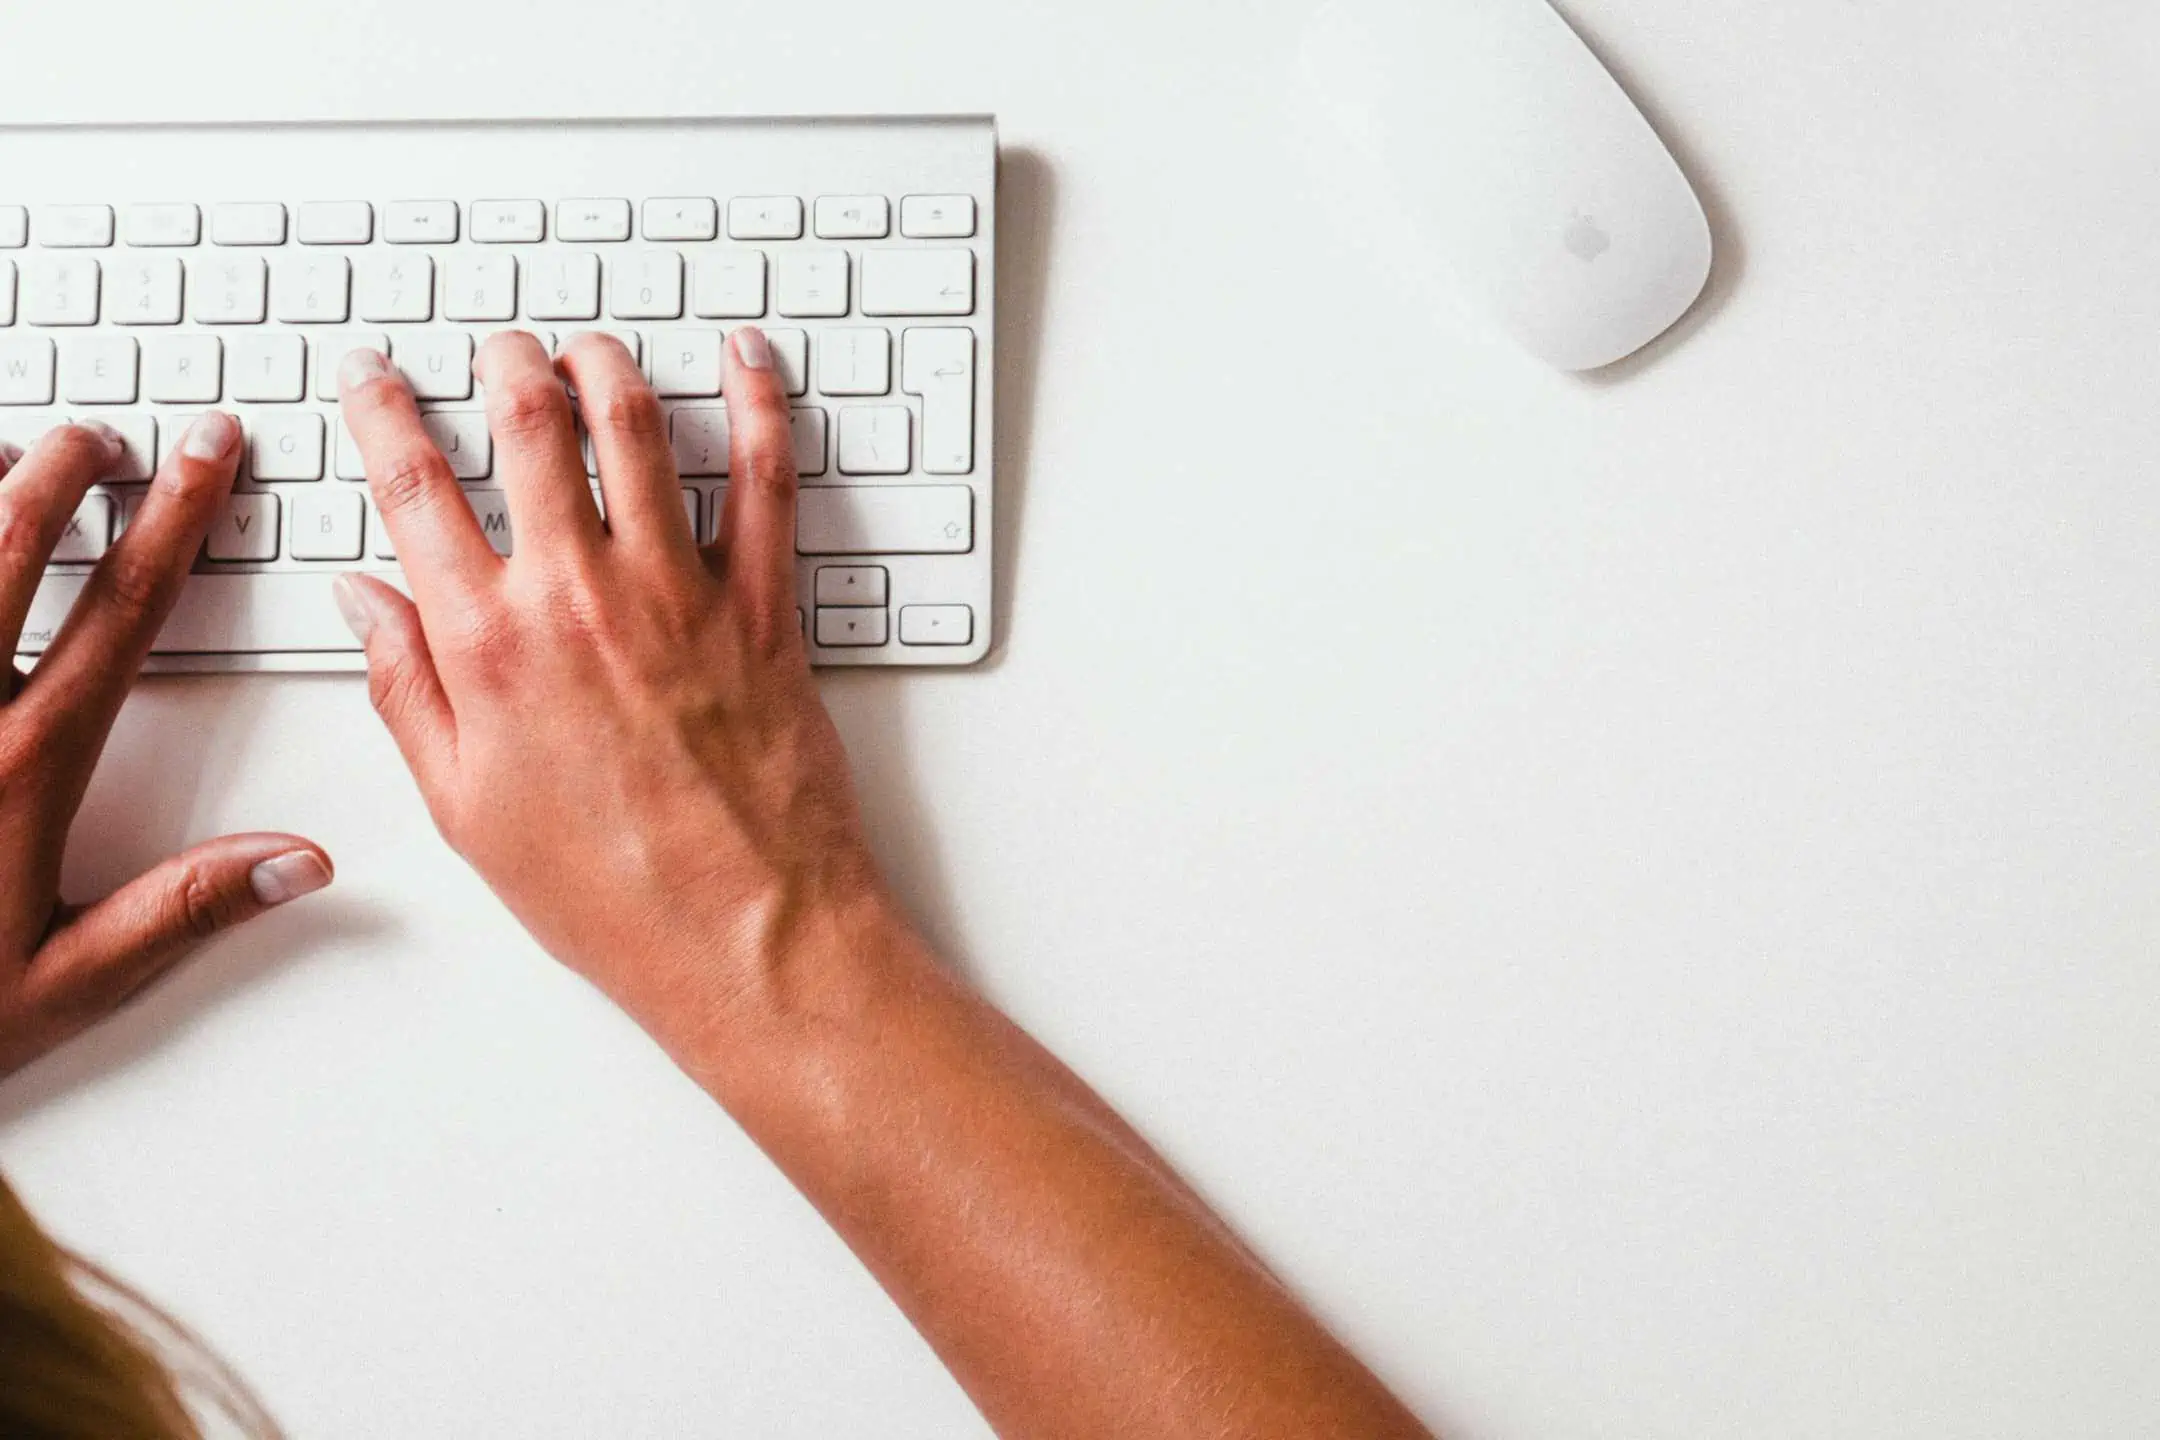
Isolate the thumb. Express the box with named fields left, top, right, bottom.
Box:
left=332, top=573, right=457, bottom=795
left=27, top=834, right=332, bottom=1022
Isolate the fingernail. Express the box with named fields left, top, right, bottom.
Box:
left=339, top=347, right=392, bottom=389
left=331, top=575, right=375, bottom=644
left=78, top=420, right=126, bottom=460
left=732, top=327, right=772, bottom=370
left=250, top=851, right=332, bottom=907
left=182, top=410, right=240, bottom=461
left=0, top=441, right=21, bottom=466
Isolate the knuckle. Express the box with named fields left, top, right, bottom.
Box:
left=372, top=449, right=453, bottom=515
left=488, top=376, right=573, bottom=440
left=178, top=864, right=232, bottom=941
left=0, top=495, right=44, bottom=566
left=594, top=384, right=665, bottom=439
left=93, top=551, right=171, bottom=624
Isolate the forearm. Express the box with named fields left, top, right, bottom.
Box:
left=679, top=899, right=1434, bottom=1440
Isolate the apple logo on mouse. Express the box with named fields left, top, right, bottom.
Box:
left=1563, top=212, right=1612, bottom=263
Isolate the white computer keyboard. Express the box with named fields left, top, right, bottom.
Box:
left=0, top=116, right=996, bottom=671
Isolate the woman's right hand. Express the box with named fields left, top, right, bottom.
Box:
left=332, top=328, right=895, bottom=1067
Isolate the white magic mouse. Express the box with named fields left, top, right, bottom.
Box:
left=1297, top=0, right=1714, bottom=371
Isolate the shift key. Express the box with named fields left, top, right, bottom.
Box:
left=796, top=485, right=972, bottom=555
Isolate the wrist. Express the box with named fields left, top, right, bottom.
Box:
left=640, top=877, right=948, bottom=1107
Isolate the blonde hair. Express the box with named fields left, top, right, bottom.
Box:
left=0, top=1173, right=281, bottom=1439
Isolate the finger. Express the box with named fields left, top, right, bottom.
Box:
left=26, top=833, right=331, bottom=1027
left=0, top=422, right=121, bottom=659
left=475, top=331, right=603, bottom=561
left=713, top=328, right=799, bottom=630
left=338, top=348, right=499, bottom=615
left=19, top=413, right=239, bottom=737
left=556, top=332, right=692, bottom=555
left=331, top=573, right=458, bottom=796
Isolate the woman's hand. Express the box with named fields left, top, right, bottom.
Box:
left=333, top=330, right=884, bottom=1067
left=335, top=327, right=1434, bottom=1440
left=0, top=416, right=332, bottom=1080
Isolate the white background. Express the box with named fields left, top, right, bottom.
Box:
left=3, top=1, right=2158, bottom=1435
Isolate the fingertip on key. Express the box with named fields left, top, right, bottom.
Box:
left=182, top=410, right=241, bottom=462
left=77, top=419, right=126, bottom=461
left=339, top=346, right=393, bottom=391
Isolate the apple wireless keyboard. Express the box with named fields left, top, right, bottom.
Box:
left=0, top=116, right=996, bottom=671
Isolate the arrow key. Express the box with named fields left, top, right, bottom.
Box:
left=815, top=606, right=889, bottom=648
left=815, top=565, right=889, bottom=606
left=898, top=605, right=973, bottom=647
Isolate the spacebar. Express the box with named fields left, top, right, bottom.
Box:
left=17, top=571, right=381, bottom=656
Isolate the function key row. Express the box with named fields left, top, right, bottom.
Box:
left=0, top=196, right=977, bottom=250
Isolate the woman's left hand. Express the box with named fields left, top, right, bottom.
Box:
left=0, top=415, right=333, bottom=1080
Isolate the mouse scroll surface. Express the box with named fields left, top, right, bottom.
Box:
left=1299, top=0, right=1713, bottom=371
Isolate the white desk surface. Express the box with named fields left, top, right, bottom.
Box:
left=3, top=2, right=2157, bottom=1435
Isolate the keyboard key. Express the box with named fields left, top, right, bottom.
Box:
left=143, top=334, right=222, bottom=402
left=728, top=196, right=803, bottom=241
left=384, top=200, right=459, bottom=244
left=419, top=410, right=491, bottom=479
left=210, top=203, right=287, bottom=246
left=796, top=485, right=970, bottom=555
left=563, top=327, right=643, bottom=364
left=38, top=206, right=115, bottom=248
left=205, top=493, right=280, bottom=561
left=837, top=405, right=910, bottom=475
left=313, top=331, right=390, bottom=400
left=898, top=604, right=973, bottom=646
left=272, top=254, right=352, bottom=323
left=818, top=327, right=890, bottom=396
left=335, top=420, right=367, bottom=480
left=0, top=207, right=24, bottom=248
left=51, top=494, right=113, bottom=562
left=815, top=607, right=887, bottom=647
left=641, top=197, right=718, bottom=241
left=766, top=328, right=808, bottom=397
left=445, top=252, right=517, bottom=321
left=814, top=565, right=888, bottom=606
left=900, top=195, right=976, bottom=238
left=902, top=327, right=975, bottom=474
left=669, top=406, right=729, bottom=477
left=608, top=251, right=683, bottom=320
left=815, top=196, right=890, bottom=239
left=92, top=413, right=156, bottom=480
left=861, top=248, right=974, bottom=316
left=296, top=201, right=373, bottom=244
left=123, top=203, right=200, bottom=247
left=682, top=488, right=700, bottom=535
left=467, top=489, right=514, bottom=553
left=0, top=260, right=13, bottom=325
left=18, top=571, right=367, bottom=655
left=776, top=249, right=849, bottom=319
left=290, top=489, right=364, bottom=560
left=355, top=254, right=434, bottom=323
left=249, top=412, right=325, bottom=480
left=557, top=199, right=631, bottom=242
left=193, top=255, right=268, bottom=324
left=470, top=200, right=544, bottom=243
left=110, top=256, right=184, bottom=325
left=526, top=252, right=601, bottom=321
left=62, top=335, right=138, bottom=404
left=21, top=256, right=101, bottom=325
left=0, top=337, right=57, bottom=404
left=651, top=328, right=722, bottom=397
left=229, top=332, right=308, bottom=402
left=391, top=331, right=474, bottom=399
left=690, top=251, right=767, bottom=319
left=791, top=406, right=828, bottom=476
